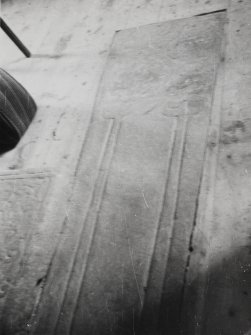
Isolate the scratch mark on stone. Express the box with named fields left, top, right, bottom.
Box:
left=124, top=214, right=143, bottom=307
left=93, top=25, right=103, bottom=34
left=142, top=190, right=149, bottom=208
left=65, top=208, right=69, bottom=222
left=121, top=264, right=124, bottom=297
left=133, top=307, right=136, bottom=335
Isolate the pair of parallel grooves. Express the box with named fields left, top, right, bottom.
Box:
left=33, top=10, right=227, bottom=335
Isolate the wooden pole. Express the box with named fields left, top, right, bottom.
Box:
left=0, top=17, right=31, bottom=58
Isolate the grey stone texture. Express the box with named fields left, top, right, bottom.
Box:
left=0, top=0, right=250, bottom=334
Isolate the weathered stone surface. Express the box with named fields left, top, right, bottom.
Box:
left=2, top=1, right=251, bottom=335
left=201, top=2, right=251, bottom=334
left=0, top=172, right=52, bottom=334
left=0, top=0, right=228, bottom=173
left=181, top=2, right=251, bottom=335
left=34, top=13, right=225, bottom=335
left=99, top=16, right=223, bottom=120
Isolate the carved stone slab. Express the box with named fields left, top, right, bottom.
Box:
left=34, top=12, right=225, bottom=335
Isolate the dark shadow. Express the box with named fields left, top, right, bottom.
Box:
left=0, top=117, right=19, bottom=154
left=0, top=225, right=250, bottom=334
left=180, top=247, right=251, bottom=335
left=0, top=68, right=36, bottom=156
left=36, top=247, right=251, bottom=335
left=32, top=53, right=76, bottom=59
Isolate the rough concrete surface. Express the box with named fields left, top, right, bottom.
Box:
left=0, top=0, right=251, bottom=334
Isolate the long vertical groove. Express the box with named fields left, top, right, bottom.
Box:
left=54, top=121, right=116, bottom=332
left=136, top=113, right=189, bottom=334
left=161, top=114, right=190, bottom=277
left=179, top=17, right=227, bottom=332
left=73, top=23, right=119, bottom=178
left=30, top=24, right=119, bottom=333
left=32, top=120, right=117, bottom=335
left=63, top=120, right=121, bottom=335
left=137, top=114, right=189, bottom=334
left=140, top=119, right=177, bottom=308
left=195, top=22, right=227, bottom=335
left=179, top=161, right=204, bottom=322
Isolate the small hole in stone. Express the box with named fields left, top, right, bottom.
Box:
left=36, top=277, right=44, bottom=286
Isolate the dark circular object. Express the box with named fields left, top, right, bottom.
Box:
left=0, top=68, right=37, bottom=153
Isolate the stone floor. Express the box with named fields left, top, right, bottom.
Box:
left=0, top=0, right=251, bottom=334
